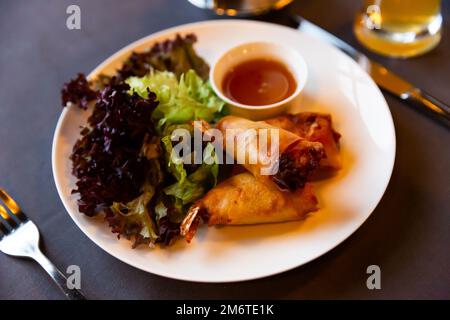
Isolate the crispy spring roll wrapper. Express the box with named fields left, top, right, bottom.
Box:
left=217, top=116, right=325, bottom=190
left=180, top=172, right=318, bottom=242
left=265, top=113, right=342, bottom=170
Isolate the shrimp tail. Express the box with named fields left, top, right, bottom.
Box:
left=180, top=203, right=205, bottom=243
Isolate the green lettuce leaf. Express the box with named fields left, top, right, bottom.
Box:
left=154, top=201, right=168, bottom=221
left=163, top=142, right=218, bottom=205
left=126, top=70, right=227, bottom=131
left=110, top=183, right=158, bottom=242
left=161, top=133, right=187, bottom=184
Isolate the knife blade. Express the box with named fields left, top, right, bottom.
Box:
left=294, top=16, right=450, bottom=127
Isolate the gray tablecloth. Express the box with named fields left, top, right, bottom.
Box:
left=0, top=0, right=449, bottom=299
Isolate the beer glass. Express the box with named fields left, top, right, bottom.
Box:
left=354, top=0, right=442, bottom=58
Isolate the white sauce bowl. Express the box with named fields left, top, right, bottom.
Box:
left=210, top=41, right=308, bottom=120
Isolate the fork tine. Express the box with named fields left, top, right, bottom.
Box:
left=0, top=204, right=15, bottom=232
left=0, top=220, right=10, bottom=235
left=0, top=222, right=8, bottom=237
left=0, top=188, right=28, bottom=223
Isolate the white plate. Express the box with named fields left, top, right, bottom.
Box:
left=52, top=20, right=396, bottom=283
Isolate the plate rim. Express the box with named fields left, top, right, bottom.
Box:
left=52, top=19, right=396, bottom=283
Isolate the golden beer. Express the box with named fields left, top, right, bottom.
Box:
left=354, top=0, right=442, bottom=58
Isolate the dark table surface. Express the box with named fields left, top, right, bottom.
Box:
left=0, top=0, right=449, bottom=300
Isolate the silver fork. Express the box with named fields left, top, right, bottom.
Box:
left=0, top=188, right=86, bottom=300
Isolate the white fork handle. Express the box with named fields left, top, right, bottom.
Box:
left=31, top=250, right=86, bottom=300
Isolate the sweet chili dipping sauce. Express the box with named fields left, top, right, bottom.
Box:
left=222, top=58, right=296, bottom=106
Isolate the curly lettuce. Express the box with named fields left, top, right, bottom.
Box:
left=163, top=142, right=218, bottom=205
left=110, top=183, right=159, bottom=244
left=126, top=70, right=227, bottom=131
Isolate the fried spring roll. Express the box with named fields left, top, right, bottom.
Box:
left=180, top=172, right=318, bottom=242
left=265, top=113, right=341, bottom=170
left=217, top=116, right=324, bottom=190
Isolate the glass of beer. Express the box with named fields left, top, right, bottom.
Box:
left=354, top=0, right=442, bottom=58
left=187, top=0, right=293, bottom=16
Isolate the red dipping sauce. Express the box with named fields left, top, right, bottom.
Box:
left=222, top=58, right=296, bottom=106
